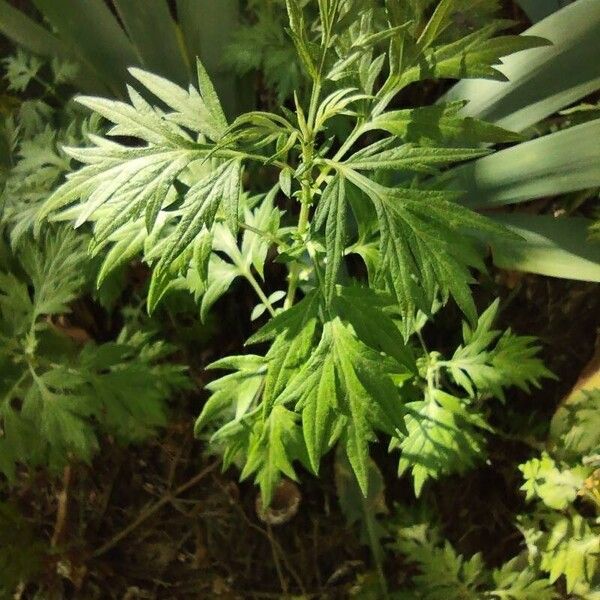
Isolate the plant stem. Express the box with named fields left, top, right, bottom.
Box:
left=244, top=268, right=277, bottom=317
left=284, top=76, right=321, bottom=310
left=239, top=222, right=288, bottom=248
left=284, top=200, right=310, bottom=310
left=314, top=121, right=366, bottom=188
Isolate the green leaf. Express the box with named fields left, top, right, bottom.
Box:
left=539, top=514, right=600, bottom=592
left=346, top=143, right=488, bottom=172
left=285, top=0, right=318, bottom=78
left=550, top=390, right=600, bottom=458
left=3, top=50, right=42, bottom=93
left=317, top=175, right=347, bottom=302
left=260, top=294, right=320, bottom=410
left=394, top=519, right=486, bottom=599
left=247, top=292, right=320, bottom=345
left=195, top=354, right=266, bottom=436
left=332, top=285, right=416, bottom=373
left=241, top=405, right=304, bottom=505
left=129, top=66, right=227, bottom=141
left=417, top=0, right=456, bottom=50
left=364, top=102, right=522, bottom=145
left=343, top=168, right=510, bottom=335
left=79, top=331, right=188, bottom=443
left=20, top=228, right=86, bottom=321
left=396, top=388, right=490, bottom=496
left=389, top=23, right=548, bottom=92
left=519, top=453, right=588, bottom=510
left=0, top=317, right=187, bottom=478
left=196, top=57, right=229, bottom=133
left=445, top=299, right=553, bottom=400
left=490, top=558, right=556, bottom=600
left=151, top=160, right=240, bottom=281
left=278, top=317, right=407, bottom=494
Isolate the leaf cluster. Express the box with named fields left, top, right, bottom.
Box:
left=390, top=513, right=556, bottom=599
left=517, top=389, right=600, bottom=596
left=0, top=228, right=188, bottom=481
left=38, top=0, right=551, bottom=503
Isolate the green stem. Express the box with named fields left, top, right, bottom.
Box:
left=215, top=148, right=288, bottom=171
left=239, top=222, right=288, bottom=248
left=314, top=121, right=366, bottom=188
left=284, top=199, right=310, bottom=310
left=33, top=74, right=65, bottom=104
left=244, top=269, right=277, bottom=318
left=284, top=75, right=322, bottom=310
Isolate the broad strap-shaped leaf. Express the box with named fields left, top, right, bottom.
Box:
left=448, top=119, right=600, bottom=209
left=31, top=0, right=138, bottom=97
left=112, top=1, right=190, bottom=86
left=444, top=0, right=600, bottom=132
left=489, top=214, right=600, bottom=283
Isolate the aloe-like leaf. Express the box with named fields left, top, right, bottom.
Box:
left=444, top=0, right=600, bottom=131
left=489, top=214, right=600, bottom=282
left=176, top=0, right=239, bottom=117
left=448, top=119, right=600, bottom=208
left=516, top=0, right=572, bottom=23
left=0, top=0, right=103, bottom=93
left=31, top=0, right=138, bottom=97
left=0, top=0, right=67, bottom=60
left=112, top=0, right=190, bottom=85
